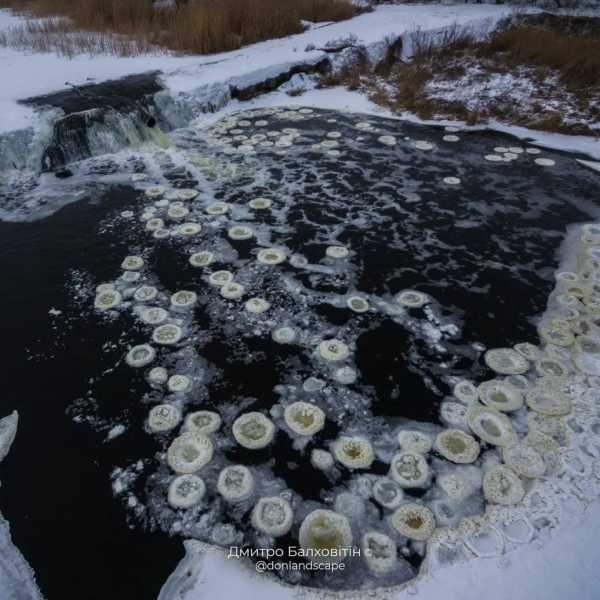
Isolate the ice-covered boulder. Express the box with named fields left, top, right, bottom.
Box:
left=0, top=519, right=43, bottom=600
left=0, top=411, right=18, bottom=464
left=0, top=411, right=43, bottom=600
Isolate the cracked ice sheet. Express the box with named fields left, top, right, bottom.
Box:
left=0, top=4, right=513, bottom=133
left=164, top=500, right=600, bottom=600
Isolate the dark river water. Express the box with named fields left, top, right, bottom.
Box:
left=0, top=107, right=598, bottom=598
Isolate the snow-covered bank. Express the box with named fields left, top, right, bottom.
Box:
left=0, top=9, right=200, bottom=135
left=397, top=110, right=600, bottom=162
left=160, top=499, right=600, bottom=600
left=0, top=4, right=512, bottom=135
left=161, top=4, right=512, bottom=95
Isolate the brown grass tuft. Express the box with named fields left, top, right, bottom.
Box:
left=317, top=15, right=600, bottom=136
left=482, top=23, right=600, bottom=88
left=0, top=0, right=360, bottom=56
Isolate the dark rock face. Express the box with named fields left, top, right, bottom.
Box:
left=230, top=58, right=330, bottom=101
left=21, top=71, right=163, bottom=116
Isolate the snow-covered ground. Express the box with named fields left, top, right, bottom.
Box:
left=425, top=64, right=600, bottom=134
left=161, top=500, right=600, bottom=600
left=0, top=4, right=512, bottom=133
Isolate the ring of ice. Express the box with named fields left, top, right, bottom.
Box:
left=333, top=436, right=374, bottom=470
left=148, top=404, right=182, bottom=432
left=121, top=270, right=141, bottom=283
left=482, top=465, right=525, bottom=505
left=326, top=245, right=349, bottom=259
left=435, top=429, right=480, bottom=464
left=378, top=135, right=396, bottom=146
left=232, top=412, right=276, bottom=449
left=245, top=297, right=270, bottom=314
left=177, top=189, right=199, bottom=201
left=535, top=357, right=569, bottom=378
left=299, top=509, right=353, bottom=563
left=477, top=380, right=524, bottom=412
left=125, top=344, right=155, bottom=367
left=121, top=255, right=144, bottom=271
left=443, top=176, right=461, bottom=186
left=283, top=401, right=326, bottom=436
left=251, top=496, right=294, bottom=537
left=152, top=324, right=183, bottom=345
left=94, top=289, right=122, bottom=310
left=167, top=203, right=190, bottom=221
left=145, top=217, right=164, bottom=232
left=318, top=338, right=350, bottom=362
left=372, top=477, right=404, bottom=509
left=525, top=385, right=572, bottom=416
left=208, top=270, right=234, bottom=286
left=167, top=374, right=190, bottom=393
left=347, top=295, right=369, bottom=313
left=484, top=348, right=530, bottom=374
left=184, top=411, right=222, bottom=435
left=514, top=342, right=541, bottom=361
left=396, top=289, right=429, bottom=308
left=414, top=140, right=434, bottom=151
left=220, top=281, right=245, bottom=299
left=228, top=225, right=254, bottom=240
left=257, top=248, right=286, bottom=265
left=217, top=465, right=255, bottom=502
left=390, top=503, right=436, bottom=541
left=168, top=474, right=206, bottom=509
left=167, top=433, right=214, bottom=474
left=177, top=222, right=202, bottom=236
left=144, top=185, right=165, bottom=198
left=362, top=531, right=398, bottom=575
left=466, top=405, right=518, bottom=447
left=205, top=201, right=230, bottom=215
left=148, top=366, right=168, bottom=384
left=134, top=285, right=158, bottom=303
left=390, top=451, right=430, bottom=487
left=272, top=325, right=296, bottom=344
left=189, top=251, right=214, bottom=267
left=140, top=307, right=168, bottom=325
left=171, top=290, right=197, bottom=309
left=453, top=380, right=479, bottom=404
left=249, top=197, right=272, bottom=210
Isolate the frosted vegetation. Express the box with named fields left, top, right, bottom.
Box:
left=49, top=106, right=600, bottom=591
left=0, top=0, right=359, bottom=56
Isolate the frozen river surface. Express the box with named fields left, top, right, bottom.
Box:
left=1, top=107, right=599, bottom=598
